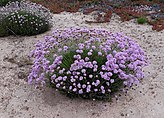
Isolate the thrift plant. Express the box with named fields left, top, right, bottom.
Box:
left=28, top=28, right=147, bottom=100
left=0, top=1, right=52, bottom=36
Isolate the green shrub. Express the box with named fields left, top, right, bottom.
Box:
left=137, top=17, right=147, bottom=24
left=0, top=1, right=52, bottom=36
left=3, top=11, right=50, bottom=36
left=0, top=24, right=9, bottom=37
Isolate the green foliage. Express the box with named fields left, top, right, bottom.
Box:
left=2, top=11, right=50, bottom=36
left=0, top=21, right=9, bottom=37
left=0, top=0, right=21, bottom=6
left=47, top=49, right=124, bottom=100
left=137, top=17, right=147, bottom=24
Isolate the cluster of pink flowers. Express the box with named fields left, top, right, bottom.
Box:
left=28, top=28, right=147, bottom=99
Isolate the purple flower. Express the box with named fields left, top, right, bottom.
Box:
left=107, top=72, right=113, bottom=77
left=76, top=49, right=83, bottom=53
left=78, top=43, right=84, bottom=49
left=79, top=89, right=83, bottom=94
left=77, top=83, right=81, bottom=88
left=88, top=52, right=92, bottom=56
left=74, top=75, right=78, bottom=79
left=89, top=74, right=93, bottom=78
left=86, top=86, right=91, bottom=93
left=67, top=71, right=71, bottom=74
left=81, top=69, right=86, bottom=73
left=92, top=46, right=96, bottom=49
left=55, top=79, right=58, bottom=83
left=106, top=82, right=110, bottom=86
left=71, top=78, right=74, bottom=82
left=79, top=76, right=83, bottom=80
left=107, top=54, right=113, bottom=60
left=94, top=89, right=98, bottom=92
left=98, top=52, right=102, bottom=56
left=58, top=48, right=62, bottom=52
left=73, top=83, right=76, bottom=86
left=51, top=74, right=56, bottom=79
left=95, top=80, right=100, bottom=86
left=73, top=88, right=77, bottom=92
left=59, top=70, right=64, bottom=74
left=63, top=46, right=68, bottom=51
left=79, top=50, right=83, bottom=53
left=93, top=68, right=97, bottom=72
left=93, top=61, right=97, bottom=65
left=69, top=86, right=72, bottom=90
left=85, top=57, right=90, bottom=61
left=110, top=79, right=114, bottom=83
left=82, top=84, right=86, bottom=88
left=102, top=90, right=105, bottom=94
left=101, top=86, right=104, bottom=90
left=56, top=84, right=60, bottom=88
left=102, top=65, right=106, bottom=70
left=63, top=76, right=67, bottom=81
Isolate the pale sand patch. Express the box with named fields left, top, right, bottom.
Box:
left=0, top=12, right=164, bottom=118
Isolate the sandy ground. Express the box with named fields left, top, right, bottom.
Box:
left=0, top=12, right=164, bottom=118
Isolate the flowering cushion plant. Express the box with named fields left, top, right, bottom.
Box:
left=28, top=28, right=147, bottom=100
left=0, top=1, right=52, bottom=36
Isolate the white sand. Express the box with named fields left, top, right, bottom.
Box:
left=0, top=12, right=164, bottom=118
